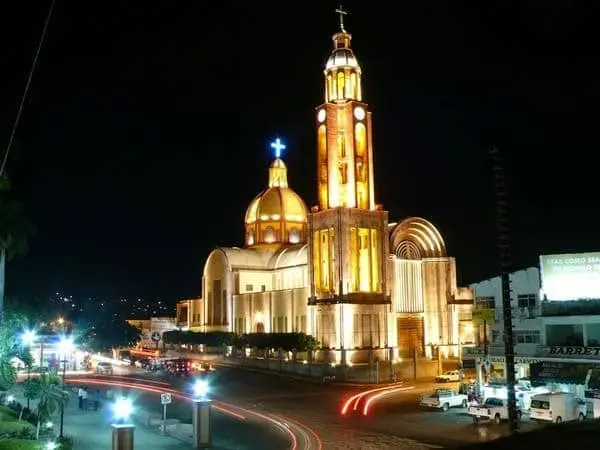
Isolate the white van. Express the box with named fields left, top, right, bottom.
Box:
left=530, top=392, right=586, bottom=424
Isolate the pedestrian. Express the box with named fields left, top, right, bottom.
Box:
left=81, top=387, right=88, bottom=411
left=77, top=386, right=84, bottom=410
left=93, top=390, right=101, bottom=411
left=106, top=388, right=113, bottom=401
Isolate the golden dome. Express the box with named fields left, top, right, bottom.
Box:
left=244, top=157, right=308, bottom=247
left=245, top=187, right=308, bottom=225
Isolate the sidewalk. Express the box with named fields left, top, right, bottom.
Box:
left=61, top=397, right=187, bottom=449
left=8, top=385, right=189, bottom=449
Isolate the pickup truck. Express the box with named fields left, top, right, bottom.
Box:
left=420, top=389, right=468, bottom=411
left=435, top=370, right=461, bottom=383
left=468, top=397, right=522, bottom=424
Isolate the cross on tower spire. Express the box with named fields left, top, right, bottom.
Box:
left=270, top=138, right=286, bottom=159
left=335, top=5, right=348, bottom=32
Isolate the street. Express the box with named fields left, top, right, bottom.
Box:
left=72, top=365, right=554, bottom=450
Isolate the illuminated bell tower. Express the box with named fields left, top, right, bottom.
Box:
left=308, top=8, right=390, bottom=353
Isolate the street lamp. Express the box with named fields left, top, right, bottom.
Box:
left=193, top=379, right=209, bottom=399
left=112, top=397, right=135, bottom=450
left=58, top=336, right=74, bottom=438
left=192, top=379, right=212, bottom=448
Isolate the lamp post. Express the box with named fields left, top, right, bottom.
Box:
left=192, top=379, right=212, bottom=449
left=57, top=337, right=73, bottom=439
left=112, top=397, right=135, bottom=450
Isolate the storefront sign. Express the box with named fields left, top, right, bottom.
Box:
left=531, top=361, right=600, bottom=384
left=547, top=346, right=600, bottom=357
left=464, top=346, right=487, bottom=356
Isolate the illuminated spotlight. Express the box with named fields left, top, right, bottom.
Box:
left=113, top=397, right=133, bottom=422
left=22, top=329, right=36, bottom=345
left=46, top=442, right=57, bottom=450
left=194, top=379, right=209, bottom=399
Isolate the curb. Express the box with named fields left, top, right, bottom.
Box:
left=216, top=361, right=395, bottom=387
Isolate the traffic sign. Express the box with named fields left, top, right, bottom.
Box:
left=151, top=332, right=161, bottom=342
left=161, top=393, right=172, bottom=405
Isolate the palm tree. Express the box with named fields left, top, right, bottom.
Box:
left=0, top=174, right=34, bottom=326
left=28, top=374, right=69, bottom=439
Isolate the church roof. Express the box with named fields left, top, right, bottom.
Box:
left=215, top=244, right=307, bottom=271
left=244, top=186, right=307, bottom=225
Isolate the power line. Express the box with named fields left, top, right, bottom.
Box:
left=0, top=0, right=56, bottom=178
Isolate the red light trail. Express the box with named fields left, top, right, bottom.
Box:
left=340, top=383, right=415, bottom=416
left=72, top=377, right=321, bottom=450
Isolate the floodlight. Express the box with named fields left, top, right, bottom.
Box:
left=6, top=395, right=14, bottom=403
left=22, top=330, right=36, bottom=345
left=113, top=397, right=133, bottom=421
left=194, top=379, right=209, bottom=399
left=58, top=337, right=74, bottom=355
left=46, top=443, right=57, bottom=450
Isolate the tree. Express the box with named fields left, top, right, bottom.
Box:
left=25, top=374, right=68, bottom=439
left=0, top=312, right=25, bottom=391
left=81, top=319, right=141, bottom=352
left=0, top=174, right=35, bottom=326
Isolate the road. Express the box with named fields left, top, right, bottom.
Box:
left=69, top=372, right=319, bottom=450
left=182, top=366, right=547, bottom=449
left=72, top=366, right=551, bottom=449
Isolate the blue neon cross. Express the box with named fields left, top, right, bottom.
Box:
left=271, top=138, right=286, bottom=158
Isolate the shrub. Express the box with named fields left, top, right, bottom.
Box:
left=0, top=405, right=18, bottom=420
left=0, top=440, right=43, bottom=450
left=0, top=420, right=36, bottom=439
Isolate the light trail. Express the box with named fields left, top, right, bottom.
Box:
left=362, top=385, right=414, bottom=415
left=73, top=378, right=321, bottom=449
left=70, top=374, right=171, bottom=386
left=340, top=384, right=403, bottom=415
left=340, top=383, right=415, bottom=416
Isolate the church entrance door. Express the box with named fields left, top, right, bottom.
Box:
left=255, top=322, right=265, bottom=333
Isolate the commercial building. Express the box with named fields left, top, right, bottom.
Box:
left=465, top=252, right=600, bottom=397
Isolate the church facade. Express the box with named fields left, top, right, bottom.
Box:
left=177, top=16, right=474, bottom=362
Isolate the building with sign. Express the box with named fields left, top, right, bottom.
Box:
left=179, top=11, right=475, bottom=363
left=466, top=252, right=600, bottom=396
left=128, top=317, right=177, bottom=347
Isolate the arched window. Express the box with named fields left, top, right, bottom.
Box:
left=355, top=123, right=367, bottom=157
left=247, top=229, right=255, bottom=246
left=350, top=72, right=357, bottom=99
left=289, top=227, right=300, bottom=244
left=318, top=125, right=327, bottom=160
left=337, top=72, right=345, bottom=100
left=264, top=226, right=275, bottom=243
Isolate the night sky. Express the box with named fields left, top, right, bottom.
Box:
left=1, top=2, right=598, bottom=303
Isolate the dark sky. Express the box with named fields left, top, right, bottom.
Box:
left=1, top=1, right=598, bottom=303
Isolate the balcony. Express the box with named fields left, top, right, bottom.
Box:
left=309, top=292, right=391, bottom=306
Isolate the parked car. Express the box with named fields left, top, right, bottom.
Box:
left=96, top=362, right=114, bottom=375
left=420, top=389, right=468, bottom=411
left=468, top=397, right=522, bottom=424
left=435, top=370, right=461, bottom=383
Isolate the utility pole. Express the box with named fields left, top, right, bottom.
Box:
left=490, top=145, right=518, bottom=434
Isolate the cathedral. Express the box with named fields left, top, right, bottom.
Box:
left=177, top=13, right=474, bottom=363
